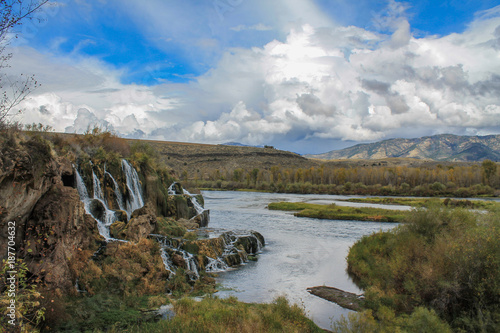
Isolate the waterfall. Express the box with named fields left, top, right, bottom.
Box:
left=105, top=170, right=126, bottom=213
left=169, top=182, right=206, bottom=220
left=92, top=171, right=104, bottom=201
left=122, top=160, right=144, bottom=215
left=150, top=231, right=263, bottom=278
left=75, top=166, right=91, bottom=211
left=205, top=257, right=228, bottom=272
left=160, top=248, right=176, bottom=275
left=182, top=188, right=205, bottom=215
left=181, top=250, right=199, bottom=279
left=168, top=183, right=177, bottom=195
left=75, top=167, right=112, bottom=240
left=74, top=160, right=145, bottom=242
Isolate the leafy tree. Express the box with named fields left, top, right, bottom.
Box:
left=482, top=160, right=497, bottom=186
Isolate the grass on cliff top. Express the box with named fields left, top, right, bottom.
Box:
left=268, top=202, right=407, bottom=222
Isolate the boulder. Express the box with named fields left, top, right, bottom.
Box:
left=114, top=210, right=128, bottom=222
left=120, top=205, right=157, bottom=242
left=109, top=221, right=127, bottom=239
left=89, top=199, right=106, bottom=221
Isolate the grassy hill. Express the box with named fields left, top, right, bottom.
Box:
left=129, top=139, right=315, bottom=174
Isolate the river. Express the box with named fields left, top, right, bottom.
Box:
left=202, top=190, right=398, bottom=330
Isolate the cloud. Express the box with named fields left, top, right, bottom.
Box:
left=10, top=4, right=500, bottom=153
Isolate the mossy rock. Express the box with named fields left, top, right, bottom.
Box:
left=181, top=241, right=200, bottom=255
left=155, top=217, right=187, bottom=237
left=194, top=194, right=204, bottom=207
left=89, top=199, right=106, bottom=221
left=114, top=210, right=128, bottom=222
left=168, top=195, right=190, bottom=220
left=194, top=238, right=225, bottom=259
left=109, top=221, right=127, bottom=239
left=224, top=252, right=244, bottom=267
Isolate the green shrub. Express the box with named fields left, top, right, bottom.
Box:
left=347, top=206, right=500, bottom=331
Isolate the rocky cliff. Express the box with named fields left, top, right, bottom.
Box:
left=0, top=134, right=104, bottom=292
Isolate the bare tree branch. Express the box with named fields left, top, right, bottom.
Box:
left=0, top=0, right=49, bottom=128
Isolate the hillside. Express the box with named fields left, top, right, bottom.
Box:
left=131, top=139, right=315, bottom=174
left=305, top=134, right=500, bottom=161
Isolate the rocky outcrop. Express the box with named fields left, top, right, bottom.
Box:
left=0, top=135, right=103, bottom=292
left=23, top=184, right=102, bottom=291
left=109, top=204, right=157, bottom=242
left=153, top=230, right=265, bottom=277
left=166, top=183, right=209, bottom=227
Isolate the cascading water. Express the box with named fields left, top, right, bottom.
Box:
left=75, top=166, right=90, bottom=211
left=160, top=248, right=176, bottom=275
left=74, top=160, right=145, bottom=241
left=151, top=231, right=264, bottom=279
left=205, top=257, right=229, bottom=272
left=167, top=183, right=177, bottom=195
left=182, top=188, right=205, bottom=216
left=169, top=182, right=206, bottom=218
left=75, top=167, right=111, bottom=239
left=122, top=160, right=144, bottom=215
left=105, top=170, right=126, bottom=213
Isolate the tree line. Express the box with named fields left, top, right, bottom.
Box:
left=185, top=160, right=500, bottom=197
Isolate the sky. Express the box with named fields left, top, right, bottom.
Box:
left=5, top=0, right=500, bottom=154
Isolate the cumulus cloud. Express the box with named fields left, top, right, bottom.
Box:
left=12, top=4, right=500, bottom=153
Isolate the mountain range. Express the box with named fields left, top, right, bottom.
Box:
left=305, top=134, right=500, bottom=162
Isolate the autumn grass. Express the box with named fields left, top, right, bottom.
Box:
left=123, top=296, right=323, bottom=333
left=268, top=202, right=408, bottom=222
left=53, top=294, right=322, bottom=332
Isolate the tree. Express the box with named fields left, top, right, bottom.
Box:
left=0, top=0, right=48, bottom=127
left=481, top=159, right=497, bottom=187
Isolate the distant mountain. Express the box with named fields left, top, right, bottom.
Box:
left=305, top=134, right=500, bottom=162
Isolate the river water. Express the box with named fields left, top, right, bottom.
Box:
left=203, top=190, right=398, bottom=330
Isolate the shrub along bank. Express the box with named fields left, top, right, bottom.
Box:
left=345, top=206, right=500, bottom=332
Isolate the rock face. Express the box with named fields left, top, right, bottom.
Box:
left=24, top=185, right=102, bottom=291
left=0, top=137, right=102, bottom=292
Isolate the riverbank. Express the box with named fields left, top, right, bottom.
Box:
left=345, top=206, right=500, bottom=332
